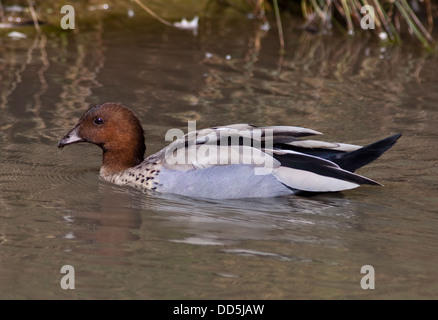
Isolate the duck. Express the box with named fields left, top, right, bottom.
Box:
left=58, top=103, right=401, bottom=199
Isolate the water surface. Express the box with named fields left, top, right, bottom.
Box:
left=0, top=3, right=437, bottom=299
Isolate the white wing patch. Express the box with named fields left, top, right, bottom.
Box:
left=273, top=166, right=360, bottom=192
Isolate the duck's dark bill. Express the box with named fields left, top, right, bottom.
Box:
left=58, top=126, right=85, bottom=148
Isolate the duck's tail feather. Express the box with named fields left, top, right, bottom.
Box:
left=272, top=151, right=380, bottom=193
left=326, top=134, right=401, bottom=172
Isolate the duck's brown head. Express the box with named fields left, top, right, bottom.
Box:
left=58, top=103, right=146, bottom=175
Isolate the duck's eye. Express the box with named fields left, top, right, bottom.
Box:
left=93, top=117, right=104, bottom=125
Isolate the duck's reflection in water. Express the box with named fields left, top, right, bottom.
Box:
left=64, top=177, right=361, bottom=260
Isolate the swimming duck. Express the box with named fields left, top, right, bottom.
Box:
left=58, top=103, right=401, bottom=199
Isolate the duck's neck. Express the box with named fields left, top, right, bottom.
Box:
left=100, top=144, right=145, bottom=176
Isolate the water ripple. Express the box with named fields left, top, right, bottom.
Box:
left=0, top=141, right=100, bottom=207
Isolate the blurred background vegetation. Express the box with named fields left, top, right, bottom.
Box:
left=0, top=0, right=436, bottom=49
